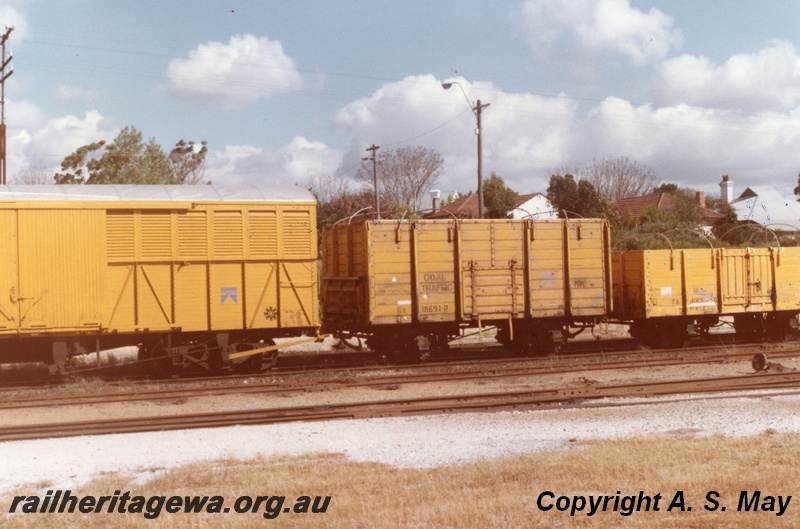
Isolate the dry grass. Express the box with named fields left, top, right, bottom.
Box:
left=4, top=431, right=800, bottom=528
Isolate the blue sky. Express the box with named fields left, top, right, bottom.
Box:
left=3, top=0, right=800, bottom=203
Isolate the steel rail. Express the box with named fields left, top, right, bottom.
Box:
left=0, top=347, right=795, bottom=411
left=3, top=371, right=800, bottom=442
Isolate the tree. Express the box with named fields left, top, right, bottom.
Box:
left=355, top=146, right=444, bottom=217
left=794, top=171, right=800, bottom=197
left=581, top=156, right=659, bottom=201
left=54, top=126, right=205, bottom=185
left=11, top=163, right=54, bottom=184
left=53, top=140, right=106, bottom=184
left=546, top=173, right=607, bottom=218
left=483, top=173, right=518, bottom=218
left=306, top=174, right=374, bottom=225
left=169, top=140, right=209, bottom=184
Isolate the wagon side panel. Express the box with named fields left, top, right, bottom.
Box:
left=0, top=209, right=18, bottom=333
left=17, top=209, right=105, bottom=333
left=413, top=221, right=458, bottom=323
left=774, top=247, right=800, bottom=311
left=368, top=222, right=415, bottom=325
left=682, top=249, right=718, bottom=316
left=563, top=219, right=609, bottom=317
left=528, top=220, right=566, bottom=317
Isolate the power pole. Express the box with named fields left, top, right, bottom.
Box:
left=0, top=26, right=14, bottom=186
left=475, top=99, right=490, bottom=219
left=364, top=144, right=380, bottom=219
left=441, top=82, right=490, bottom=218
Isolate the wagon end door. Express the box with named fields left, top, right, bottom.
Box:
left=0, top=209, right=19, bottom=333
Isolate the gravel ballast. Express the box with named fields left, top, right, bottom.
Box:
left=2, top=391, right=799, bottom=494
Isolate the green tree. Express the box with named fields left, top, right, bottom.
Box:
left=53, top=140, right=106, bottom=184
left=483, top=173, right=518, bottom=218
left=169, top=140, right=209, bottom=184
left=794, top=171, right=800, bottom=197
left=54, top=126, right=202, bottom=185
left=546, top=173, right=607, bottom=218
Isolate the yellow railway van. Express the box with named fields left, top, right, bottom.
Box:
left=0, top=185, right=318, bottom=373
left=322, top=218, right=612, bottom=360
left=612, top=247, right=800, bottom=346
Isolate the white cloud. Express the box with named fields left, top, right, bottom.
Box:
left=30, top=110, right=116, bottom=160
left=166, top=34, right=304, bottom=108
left=579, top=96, right=800, bottom=191
left=0, top=3, right=30, bottom=40
left=6, top=101, right=117, bottom=179
left=656, top=41, right=800, bottom=112
left=333, top=75, right=586, bottom=195
left=206, top=137, right=343, bottom=186
left=330, top=74, right=800, bottom=200
left=517, top=0, right=682, bottom=64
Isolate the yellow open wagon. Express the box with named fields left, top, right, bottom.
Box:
left=612, top=246, right=800, bottom=346
left=322, top=218, right=611, bottom=359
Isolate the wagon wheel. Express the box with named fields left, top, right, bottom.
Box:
left=371, top=333, right=428, bottom=365
left=752, top=353, right=768, bottom=372
left=137, top=342, right=174, bottom=378
left=333, top=335, right=363, bottom=351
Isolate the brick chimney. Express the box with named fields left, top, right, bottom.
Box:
left=695, top=191, right=706, bottom=209
left=719, top=174, right=734, bottom=203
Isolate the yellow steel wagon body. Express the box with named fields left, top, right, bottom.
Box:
left=0, top=185, right=318, bottom=370
left=612, top=247, right=800, bottom=344
left=322, top=218, right=611, bottom=357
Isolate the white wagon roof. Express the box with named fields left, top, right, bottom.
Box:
left=0, top=185, right=316, bottom=203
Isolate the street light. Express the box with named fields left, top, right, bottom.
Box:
left=442, top=81, right=490, bottom=218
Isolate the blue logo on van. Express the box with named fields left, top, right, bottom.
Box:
left=221, top=287, right=238, bottom=304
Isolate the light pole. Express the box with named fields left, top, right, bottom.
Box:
left=442, top=81, right=490, bottom=218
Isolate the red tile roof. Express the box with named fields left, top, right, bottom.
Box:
left=425, top=193, right=481, bottom=218
left=615, top=192, right=722, bottom=224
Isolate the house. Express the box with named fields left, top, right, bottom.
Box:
left=715, top=174, right=800, bottom=230
left=615, top=191, right=723, bottom=227
left=425, top=193, right=480, bottom=219
left=425, top=192, right=558, bottom=220
left=729, top=185, right=800, bottom=231
left=508, top=193, right=558, bottom=220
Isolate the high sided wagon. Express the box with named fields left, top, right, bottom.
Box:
left=612, top=247, right=800, bottom=346
left=321, top=218, right=612, bottom=360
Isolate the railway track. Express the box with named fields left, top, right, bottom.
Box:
left=2, top=370, right=800, bottom=442
left=0, top=344, right=796, bottom=411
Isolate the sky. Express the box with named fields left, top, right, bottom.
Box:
left=2, top=0, right=800, bottom=205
